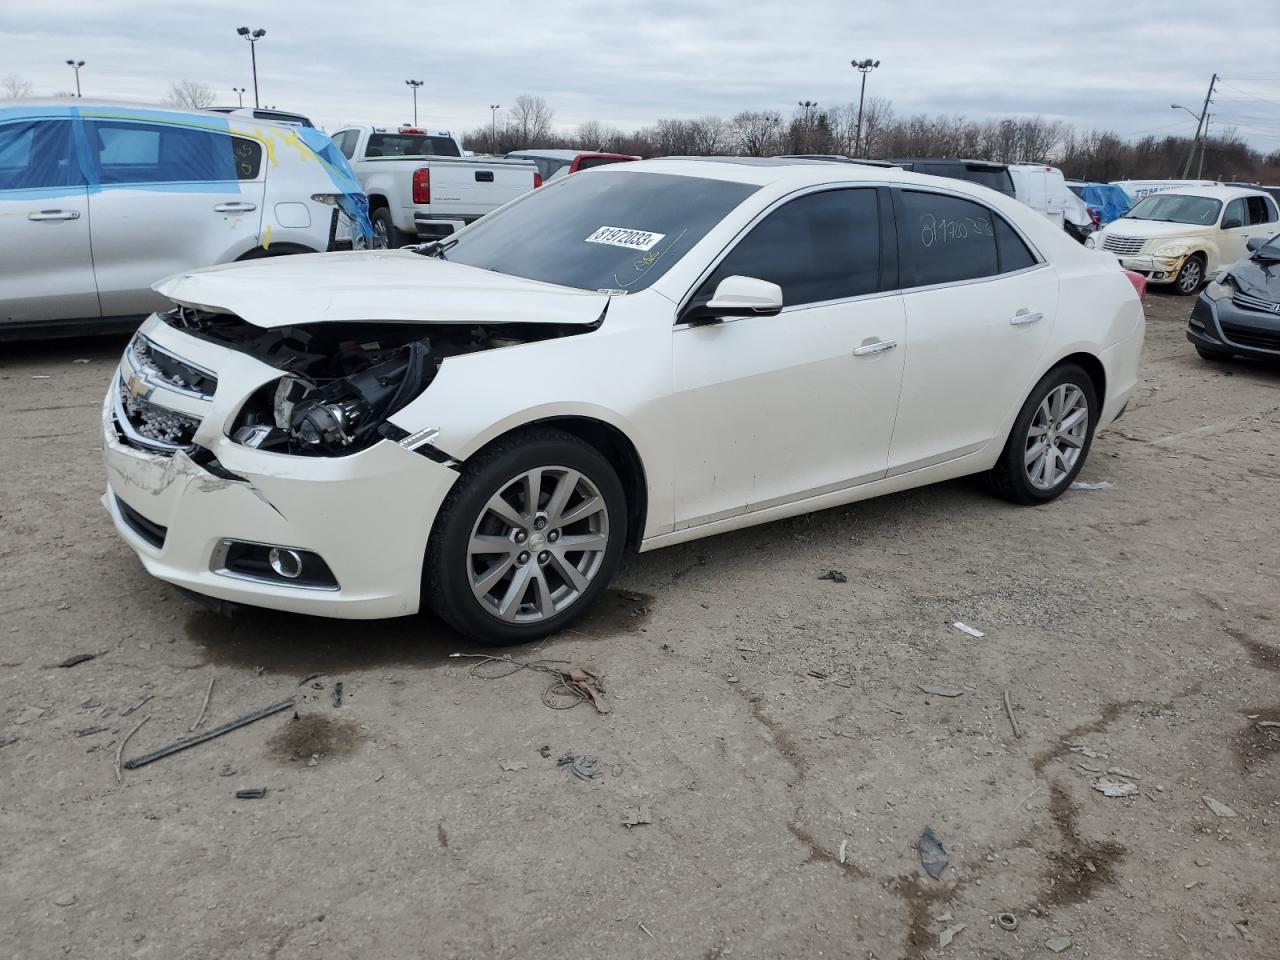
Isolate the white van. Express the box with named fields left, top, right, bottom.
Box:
left=1112, top=179, right=1217, bottom=203
left=1007, top=163, right=1070, bottom=228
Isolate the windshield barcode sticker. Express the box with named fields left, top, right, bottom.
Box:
left=585, top=226, right=665, bottom=251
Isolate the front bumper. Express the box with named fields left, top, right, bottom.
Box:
left=1187, top=291, right=1280, bottom=360
left=1117, top=253, right=1186, bottom=285
left=102, top=316, right=459, bottom=619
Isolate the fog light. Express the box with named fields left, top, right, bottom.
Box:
left=268, top=547, right=304, bottom=579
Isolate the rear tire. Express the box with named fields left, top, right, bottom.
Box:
left=1173, top=254, right=1205, bottom=296
left=988, top=363, right=1099, bottom=505
left=423, top=428, right=628, bottom=645
left=371, top=207, right=408, bottom=249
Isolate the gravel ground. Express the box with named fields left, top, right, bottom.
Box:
left=1, top=291, right=1277, bottom=960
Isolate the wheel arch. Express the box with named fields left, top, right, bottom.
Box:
left=234, top=241, right=320, bottom=261
left=1057, top=350, right=1106, bottom=406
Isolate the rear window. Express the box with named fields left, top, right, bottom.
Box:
left=910, top=161, right=1014, bottom=197
left=444, top=170, right=759, bottom=292
left=576, top=155, right=632, bottom=171
left=365, top=133, right=460, bottom=158
left=1067, top=184, right=1085, bottom=199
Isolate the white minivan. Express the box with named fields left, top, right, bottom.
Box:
left=1008, top=163, right=1070, bottom=229
left=0, top=100, right=370, bottom=339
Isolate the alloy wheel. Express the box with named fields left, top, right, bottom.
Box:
left=1024, top=384, right=1089, bottom=490
left=1177, top=258, right=1202, bottom=294
left=467, top=466, right=610, bottom=623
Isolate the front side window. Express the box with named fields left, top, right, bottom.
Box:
left=86, top=120, right=239, bottom=184
left=694, top=188, right=881, bottom=308
left=0, top=119, right=76, bottom=191
left=443, top=170, right=758, bottom=293
left=1222, top=198, right=1246, bottom=227
left=333, top=130, right=357, bottom=159
left=1122, top=194, right=1222, bottom=226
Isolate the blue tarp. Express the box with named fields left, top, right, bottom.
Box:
left=1081, top=183, right=1131, bottom=225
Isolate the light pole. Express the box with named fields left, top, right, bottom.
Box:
left=65, top=59, right=84, bottom=98
left=405, top=79, right=423, bottom=126
left=236, top=27, right=266, bottom=108
left=233, top=87, right=246, bottom=108
left=851, top=58, right=880, bottom=157
left=490, top=104, right=500, bottom=146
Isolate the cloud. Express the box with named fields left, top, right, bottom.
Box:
left=2, top=0, right=1275, bottom=150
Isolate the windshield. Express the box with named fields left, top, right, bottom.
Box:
left=442, top=171, right=759, bottom=292
left=1123, top=194, right=1221, bottom=225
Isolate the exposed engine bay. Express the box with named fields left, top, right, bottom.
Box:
left=161, top=305, right=591, bottom=456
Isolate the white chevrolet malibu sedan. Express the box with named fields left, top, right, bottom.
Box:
left=103, top=158, right=1145, bottom=644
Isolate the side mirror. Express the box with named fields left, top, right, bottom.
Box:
left=686, top=275, right=783, bottom=325
left=1246, top=236, right=1266, bottom=252
left=1222, top=217, right=1243, bottom=230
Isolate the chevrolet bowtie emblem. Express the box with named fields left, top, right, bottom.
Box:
left=127, top=374, right=150, bottom=399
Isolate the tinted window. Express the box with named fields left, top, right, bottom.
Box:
left=577, top=155, right=630, bottom=171
left=0, top=119, right=76, bottom=190
left=365, top=133, right=460, bottom=157
left=995, top=217, right=1037, bottom=272
left=1067, top=183, right=1085, bottom=199
left=445, top=171, right=758, bottom=293
left=695, top=189, right=881, bottom=307
left=914, top=162, right=1014, bottom=198
left=1246, top=195, right=1276, bottom=225
left=900, top=190, right=998, bottom=286
left=86, top=121, right=239, bottom=184
left=231, top=138, right=262, bottom=180
left=1223, top=198, right=1246, bottom=227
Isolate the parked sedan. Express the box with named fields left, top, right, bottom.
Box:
left=1187, top=232, right=1280, bottom=361
left=505, top=149, right=639, bottom=183
left=102, top=158, right=1144, bottom=644
left=0, top=100, right=370, bottom=339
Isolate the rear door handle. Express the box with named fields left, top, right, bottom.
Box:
left=853, top=339, right=898, bottom=356
left=27, top=209, right=80, bottom=221
left=213, top=202, right=257, bottom=213
left=1010, top=311, right=1044, bottom=325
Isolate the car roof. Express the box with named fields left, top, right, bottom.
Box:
left=508, top=150, right=584, bottom=160
left=1, top=98, right=306, bottom=132
left=1150, top=185, right=1269, bottom=200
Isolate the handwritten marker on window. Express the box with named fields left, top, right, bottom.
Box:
left=952, top=622, right=985, bottom=639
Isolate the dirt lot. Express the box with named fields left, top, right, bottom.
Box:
left=1, top=292, right=1277, bottom=960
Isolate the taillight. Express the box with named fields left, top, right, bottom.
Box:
left=412, top=168, right=430, bottom=204
left=1089, top=207, right=1102, bottom=226
left=1123, top=269, right=1147, bottom=299
left=533, top=172, right=543, bottom=189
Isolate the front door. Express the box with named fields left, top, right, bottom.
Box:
left=0, top=117, right=99, bottom=325
left=671, top=187, right=906, bottom=528
left=83, top=118, right=265, bottom=318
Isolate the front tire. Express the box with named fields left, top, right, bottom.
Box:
left=423, top=428, right=627, bottom=645
left=1173, top=255, right=1205, bottom=296
left=988, top=363, right=1099, bottom=505
left=371, top=207, right=408, bottom=249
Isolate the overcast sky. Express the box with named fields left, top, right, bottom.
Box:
left=3, top=0, right=1278, bottom=151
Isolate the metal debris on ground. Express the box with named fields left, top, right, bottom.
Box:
left=121, top=696, right=297, bottom=770
left=190, top=669, right=215, bottom=732
left=558, top=754, right=604, bottom=781
left=623, top=801, right=653, bottom=828
left=499, top=759, right=528, bottom=772
left=817, top=569, right=848, bottom=583
left=997, top=913, right=1018, bottom=931
left=297, top=673, right=323, bottom=687
left=951, top=622, right=985, bottom=638
left=235, top=787, right=267, bottom=799
left=919, top=826, right=948, bottom=879
left=121, top=695, right=153, bottom=717
left=1093, top=778, right=1138, bottom=798
left=74, top=725, right=109, bottom=738
left=219, top=764, right=236, bottom=777
left=332, top=681, right=344, bottom=708
left=1003, top=690, right=1022, bottom=738
left=1107, top=766, right=1140, bottom=779
left=637, top=922, right=655, bottom=940
left=115, top=714, right=150, bottom=784
left=55, top=653, right=96, bottom=668
left=917, top=684, right=964, bottom=698
left=449, top=653, right=611, bottom=714
left=538, top=744, right=551, bottom=758
left=1070, top=480, right=1114, bottom=490
left=938, top=924, right=966, bottom=948
left=1202, top=796, right=1238, bottom=818
left=1046, top=936, right=1072, bottom=953
left=838, top=838, right=848, bottom=864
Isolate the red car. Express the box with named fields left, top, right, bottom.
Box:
left=505, top=150, right=639, bottom=184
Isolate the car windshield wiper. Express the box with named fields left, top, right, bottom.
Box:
left=411, top=238, right=459, bottom=260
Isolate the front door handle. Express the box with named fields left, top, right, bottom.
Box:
left=853, top=339, right=898, bottom=356
left=213, top=201, right=257, bottom=213
left=27, top=209, right=80, bottom=221
left=1010, top=310, right=1044, bottom=325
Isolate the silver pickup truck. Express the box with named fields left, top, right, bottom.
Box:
left=330, top=125, right=540, bottom=246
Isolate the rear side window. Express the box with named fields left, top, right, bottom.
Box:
left=1246, top=195, right=1277, bottom=225
left=365, top=133, right=460, bottom=158
left=995, top=217, right=1037, bottom=272
left=231, top=137, right=262, bottom=180
left=86, top=121, right=239, bottom=184
left=0, top=119, right=77, bottom=191
left=900, top=190, right=999, bottom=286
left=696, top=188, right=881, bottom=307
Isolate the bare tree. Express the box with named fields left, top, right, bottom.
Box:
left=731, top=110, right=782, bottom=156
left=165, top=79, right=215, bottom=110
left=508, top=94, right=554, bottom=146
left=2, top=74, right=34, bottom=99
left=688, top=115, right=729, bottom=155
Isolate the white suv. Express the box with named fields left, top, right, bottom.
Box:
left=0, top=100, right=370, bottom=338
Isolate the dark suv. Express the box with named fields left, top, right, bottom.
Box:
left=890, top=159, right=1015, bottom=199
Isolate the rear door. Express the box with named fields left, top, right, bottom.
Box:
left=888, top=187, right=1058, bottom=474
left=83, top=118, right=265, bottom=318
left=0, top=117, right=98, bottom=325
left=1244, top=194, right=1279, bottom=249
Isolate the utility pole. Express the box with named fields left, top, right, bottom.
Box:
left=851, top=58, right=880, bottom=157
left=236, top=27, right=266, bottom=108
left=1196, top=114, right=1211, bottom=180
left=405, top=79, right=423, bottom=126
left=233, top=87, right=245, bottom=107
left=1180, top=73, right=1216, bottom=179
left=65, top=60, right=84, bottom=97
left=490, top=104, right=500, bottom=146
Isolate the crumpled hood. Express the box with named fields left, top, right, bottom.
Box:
left=154, top=250, right=609, bottom=329
left=1226, top=254, right=1280, bottom=300
left=1100, top=219, right=1211, bottom=243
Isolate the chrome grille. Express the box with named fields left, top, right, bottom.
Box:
left=1231, top=290, right=1280, bottom=315
left=1102, top=235, right=1146, bottom=256
left=127, top=334, right=218, bottom=399
left=114, top=376, right=203, bottom=452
